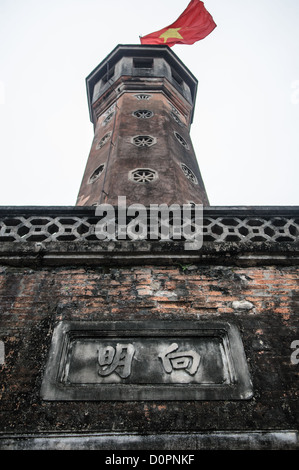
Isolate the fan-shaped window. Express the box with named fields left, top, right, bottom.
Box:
left=133, top=110, right=154, bottom=119
left=129, top=168, right=158, bottom=183
left=131, top=135, right=156, bottom=147
left=96, top=132, right=112, bottom=150
left=171, top=112, right=183, bottom=126
left=174, top=131, right=189, bottom=149
left=103, top=112, right=114, bottom=125
left=134, top=94, right=151, bottom=100
left=180, top=163, right=198, bottom=185
left=88, top=164, right=105, bottom=184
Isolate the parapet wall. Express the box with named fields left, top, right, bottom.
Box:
left=0, top=206, right=298, bottom=450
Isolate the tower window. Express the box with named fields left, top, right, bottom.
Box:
left=180, top=163, right=198, bottom=185
left=96, top=132, right=112, bottom=150
left=168, top=102, right=180, bottom=115
left=133, top=58, right=153, bottom=69
left=102, top=66, right=115, bottom=84
left=104, top=104, right=116, bottom=115
left=103, top=112, right=114, bottom=125
left=171, top=112, right=183, bottom=126
left=131, top=135, right=157, bottom=147
left=88, top=164, right=105, bottom=184
left=171, top=69, right=183, bottom=87
left=133, top=110, right=154, bottom=119
left=134, top=94, right=151, bottom=101
left=129, top=168, right=158, bottom=183
left=174, top=131, right=189, bottom=149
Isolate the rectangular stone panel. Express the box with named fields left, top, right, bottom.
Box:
left=40, top=321, right=253, bottom=401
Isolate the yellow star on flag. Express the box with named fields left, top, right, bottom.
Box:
left=159, top=28, right=183, bottom=44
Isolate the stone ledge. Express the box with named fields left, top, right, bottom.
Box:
left=0, top=430, right=297, bottom=450
left=1, top=205, right=298, bottom=217
left=0, top=240, right=299, bottom=267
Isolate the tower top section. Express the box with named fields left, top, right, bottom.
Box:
left=77, top=44, right=209, bottom=207
left=86, top=44, right=198, bottom=124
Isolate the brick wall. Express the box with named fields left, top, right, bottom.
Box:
left=0, top=263, right=298, bottom=435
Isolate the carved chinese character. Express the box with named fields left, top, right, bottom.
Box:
left=159, top=343, right=201, bottom=376
left=97, top=343, right=135, bottom=378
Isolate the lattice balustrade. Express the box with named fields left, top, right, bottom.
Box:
left=0, top=210, right=298, bottom=243
left=201, top=216, right=299, bottom=243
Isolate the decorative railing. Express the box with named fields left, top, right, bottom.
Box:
left=0, top=207, right=298, bottom=244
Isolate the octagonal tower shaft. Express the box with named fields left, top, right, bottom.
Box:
left=76, top=45, right=209, bottom=207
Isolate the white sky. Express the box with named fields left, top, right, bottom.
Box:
left=0, top=0, right=298, bottom=207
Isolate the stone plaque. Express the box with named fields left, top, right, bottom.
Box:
left=40, top=321, right=253, bottom=401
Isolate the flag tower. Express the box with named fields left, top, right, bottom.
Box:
left=1, top=0, right=298, bottom=453
left=76, top=44, right=209, bottom=207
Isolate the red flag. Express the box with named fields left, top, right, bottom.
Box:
left=140, top=0, right=216, bottom=47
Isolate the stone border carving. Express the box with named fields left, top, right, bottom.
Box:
left=40, top=321, right=253, bottom=401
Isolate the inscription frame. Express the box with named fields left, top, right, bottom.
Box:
left=40, top=321, right=253, bottom=401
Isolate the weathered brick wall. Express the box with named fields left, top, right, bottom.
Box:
left=0, top=263, right=298, bottom=434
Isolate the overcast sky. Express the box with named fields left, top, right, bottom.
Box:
left=0, top=0, right=298, bottom=207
